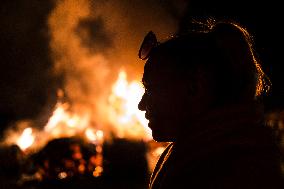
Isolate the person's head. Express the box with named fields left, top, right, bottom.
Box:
left=138, top=19, right=270, bottom=142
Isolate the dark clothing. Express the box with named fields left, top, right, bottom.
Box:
left=149, top=103, right=283, bottom=189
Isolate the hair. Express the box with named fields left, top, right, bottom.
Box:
left=147, top=19, right=270, bottom=106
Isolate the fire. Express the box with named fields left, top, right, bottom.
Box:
left=1, top=69, right=165, bottom=182
left=42, top=70, right=150, bottom=142
left=4, top=70, right=155, bottom=174
left=85, top=128, right=97, bottom=141
left=108, top=70, right=151, bottom=141
left=85, top=128, right=104, bottom=143
left=16, top=127, right=35, bottom=151
left=44, top=102, right=91, bottom=138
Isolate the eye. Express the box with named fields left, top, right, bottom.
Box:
left=141, top=82, right=151, bottom=95
left=145, top=88, right=151, bottom=96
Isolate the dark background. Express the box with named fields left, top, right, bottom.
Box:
left=0, top=0, right=58, bottom=135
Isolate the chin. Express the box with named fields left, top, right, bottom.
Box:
left=152, top=131, right=175, bottom=142
left=149, top=120, right=176, bottom=142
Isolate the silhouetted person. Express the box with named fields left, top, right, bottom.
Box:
left=138, top=19, right=283, bottom=189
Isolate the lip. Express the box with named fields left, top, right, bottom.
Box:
left=147, top=121, right=154, bottom=130
left=145, top=112, right=150, bottom=120
left=145, top=112, right=157, bottom=129
left=145, top=112, right=154, bottom=120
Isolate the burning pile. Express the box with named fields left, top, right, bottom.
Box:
left=3, top=70, right=150, bottom=150
left=0, top=70, right=166, bottom=188
left=26, top=137, right=103, bottom=180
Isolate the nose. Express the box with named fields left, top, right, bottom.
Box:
left=138, top=93, right=147, bottom=111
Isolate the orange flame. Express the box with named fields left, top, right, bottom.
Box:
left=108, top=70, right=151, bottom=141
left=84, top=128, right=104, bottom=143
left=16, top=127, right=35, bottom=151
left=4, top=70, right=153, bottom=155
left=44, top=102, right=91, bottom=138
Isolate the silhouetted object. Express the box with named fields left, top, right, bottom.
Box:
left=138, top=19, right=284, bottom=188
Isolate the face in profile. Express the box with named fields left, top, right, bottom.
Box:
left=138, top=52, right=191, bottom=142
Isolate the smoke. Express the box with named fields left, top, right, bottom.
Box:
left=76, top=16, right=114, bottom=54
left=47, top=0, right=186, bottom=127
left=1, top=0, right=189, bottom=148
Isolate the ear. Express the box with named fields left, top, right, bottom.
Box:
left=186, top=67, right=211, bottom=99
left=185, top=68, right=213, bottom=113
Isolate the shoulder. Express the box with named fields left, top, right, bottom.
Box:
left=166, top=125, right=284, bottom=188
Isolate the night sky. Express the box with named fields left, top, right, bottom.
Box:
left=1, top=0, right=284, bottom=136
left=0, top=0, right=58, bottom=134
